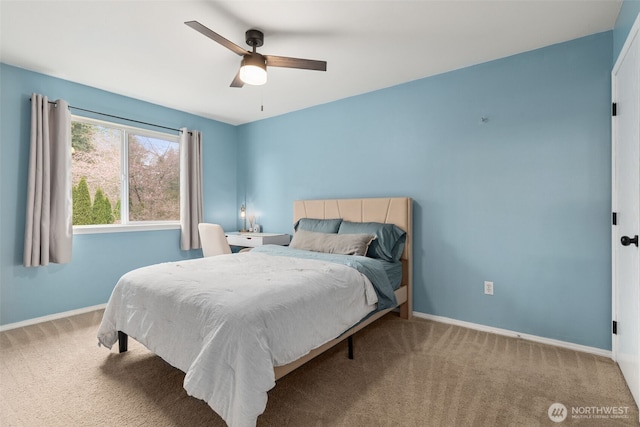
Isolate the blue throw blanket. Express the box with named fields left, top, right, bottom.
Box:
left=251, top=245, right=398, bottom=311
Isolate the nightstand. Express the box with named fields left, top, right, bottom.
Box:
left=225, top=232, right=290, bottom=248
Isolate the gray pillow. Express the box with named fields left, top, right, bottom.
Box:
left=338, top=221, right=406, bottom=261
left=293, top=218, right=343, bottom=233
left=289, top=229, right=376, bottom=256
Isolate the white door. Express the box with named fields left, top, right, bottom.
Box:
left=612, top=14, right=640, bottom=411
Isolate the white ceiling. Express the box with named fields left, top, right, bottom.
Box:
left=0, top=0, right=622, bottom=126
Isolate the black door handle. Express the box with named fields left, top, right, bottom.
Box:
left=621, top=235, right=639, bottom=247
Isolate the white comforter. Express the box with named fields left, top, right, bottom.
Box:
left=97, top=252, right=377, bottom=427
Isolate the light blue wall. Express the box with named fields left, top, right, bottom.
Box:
left=613, top=0, right=640, bottom=62
left=0, top=64, right=238, bottom=325
left=238, top=32, right=614, bottom=350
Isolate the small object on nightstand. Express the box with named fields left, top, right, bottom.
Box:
left=240, top=204, right=248, bottom=232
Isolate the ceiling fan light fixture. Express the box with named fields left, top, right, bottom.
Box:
left=185, top=21, right=326, bottom=88
left=240, top=54, right=267, bottom=85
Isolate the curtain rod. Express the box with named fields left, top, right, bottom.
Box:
left=30, top=98, right=187, bottom=134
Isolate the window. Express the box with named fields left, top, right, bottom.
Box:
left=71, top=116, right=180, bottom=233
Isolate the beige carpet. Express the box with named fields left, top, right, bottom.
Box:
left=0, top=310, right=637, bottom=426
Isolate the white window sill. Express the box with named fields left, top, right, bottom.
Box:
left=73, top=223, right=180, bottom=235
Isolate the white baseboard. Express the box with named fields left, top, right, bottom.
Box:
left=0, top=303, right=107, bottom=332
left=413, top=311, right=612, bottom=359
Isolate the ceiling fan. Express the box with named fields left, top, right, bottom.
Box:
left=185, top=21, right=327, bottom=88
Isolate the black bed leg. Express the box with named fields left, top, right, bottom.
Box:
left=118, top=331, right=128, bottom=353
left=348, top=336, right=354, bottom=360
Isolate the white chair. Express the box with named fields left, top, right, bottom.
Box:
left=198, top=223, right=232, bottom=257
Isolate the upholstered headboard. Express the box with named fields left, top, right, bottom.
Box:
left=293, top=197, right=412, bottom=260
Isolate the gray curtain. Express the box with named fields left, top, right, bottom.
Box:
left=180, top=128, right=203, bottom=250
left=23, top=94, right=73, bottom=267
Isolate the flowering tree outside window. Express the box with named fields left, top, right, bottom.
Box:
left=71, top=117, right=179, bottom=226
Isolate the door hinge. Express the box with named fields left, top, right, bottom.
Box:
left=613, top=320, right=617, bottom=335
left=613, top=212, right=617, bottom=225
left=612, top=102, right=617, bottom=116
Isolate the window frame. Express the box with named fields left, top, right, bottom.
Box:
left=71, top=115, right=181, bottom=235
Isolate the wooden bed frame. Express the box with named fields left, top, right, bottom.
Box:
left=118, top=196, right=413, bottom=381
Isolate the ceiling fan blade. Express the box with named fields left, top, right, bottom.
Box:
left=230, top=70, right=244, bottom=88
left=185, top=21, right=248, bottom=56
left=265, top=55, right=327, bottom=71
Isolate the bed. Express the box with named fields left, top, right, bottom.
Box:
left=97, top=197, right=412, bottom=427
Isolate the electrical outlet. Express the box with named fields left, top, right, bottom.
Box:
left=484, top=281, right=494, bottom=295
